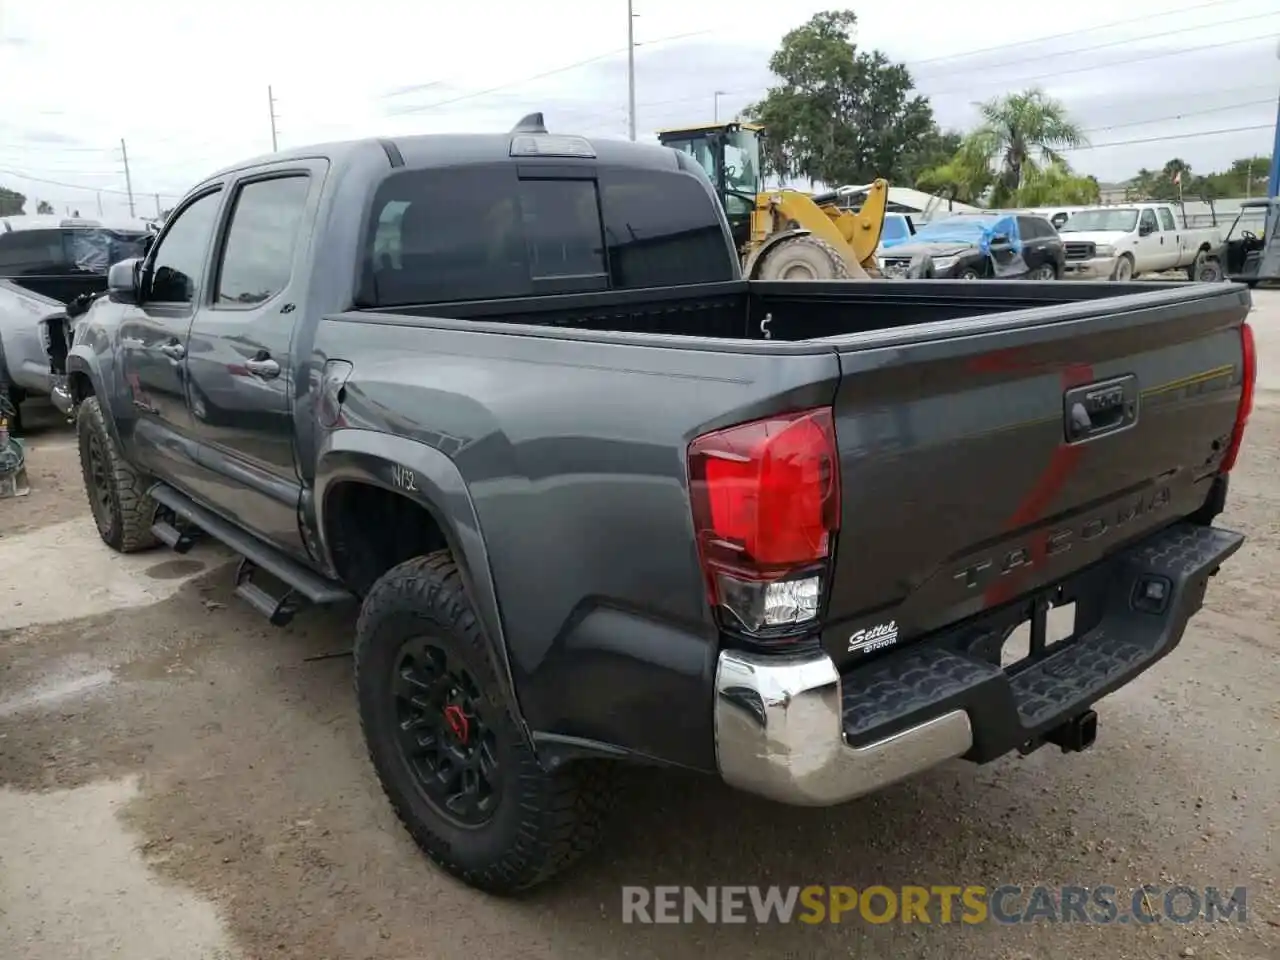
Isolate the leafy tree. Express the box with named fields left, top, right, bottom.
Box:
left=0, top=186, right=25, bottom=217
left=965, top=88, right=1088, bottom=205
left=899, top=128, right=964, bottom=187
left=1124, top=168, right=1158, bottom=201
left=745, top=10, right=939, bottom=187
left=915, top=136, right=995, bottom=203
left=1012, top=161, right=1100, bottom=206
left=1222, top=155, right=1271, bottom=196
left=36, top=200, right=54, bottom=215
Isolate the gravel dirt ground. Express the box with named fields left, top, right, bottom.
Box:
left=1, top=289, right=1277, bottom=960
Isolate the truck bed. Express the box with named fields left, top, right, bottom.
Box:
left=323, top=278, right=1250, bottom=720
left=364, top=278, right=1227, bottom=343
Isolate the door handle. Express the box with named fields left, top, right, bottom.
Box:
left=159, top=341, right=185, bottom=359
left=245, top=356, right=281, bottom=379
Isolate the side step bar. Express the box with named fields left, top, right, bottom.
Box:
left=151, top=514, right=197, bottom=553
left=149, top=482, right=354, bottom=626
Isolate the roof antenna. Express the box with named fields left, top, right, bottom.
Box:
left=511, top=112, right=547, bottom=134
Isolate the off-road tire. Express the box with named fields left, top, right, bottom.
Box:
left=76, top=396, right=159, bottom=552
left=354, top=551, right=615, bottom=895
left=757, top=235, right=866, bottom=280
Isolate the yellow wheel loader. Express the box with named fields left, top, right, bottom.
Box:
left=656, top=121, right=889, bottom=280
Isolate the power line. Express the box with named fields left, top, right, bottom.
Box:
left=929, top=33, right=1279, bottom=96
left=0, top=166, right=181, bottom=199
left=907, top=0, right=1254, bottom=67
left=1063, top=124, right=1274, bottom=151
left=571, top=81, right=1279, bottom=131
left=914, top=11, right=1279, bottom=80
left=1080, top=98, right=1277, bottom=134
left=385, top=29, right=710, bottom=117
left=590, top=28, right=1279, bottom=117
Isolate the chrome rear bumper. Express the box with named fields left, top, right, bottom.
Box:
left=713, top=649, right=972, bottom=806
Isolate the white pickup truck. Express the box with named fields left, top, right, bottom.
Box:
left=1058, top=203, right=1223, bottom=282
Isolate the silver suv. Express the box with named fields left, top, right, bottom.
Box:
left=0, top=215, right=152, bottom=428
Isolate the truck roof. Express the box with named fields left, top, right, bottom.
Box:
left=0, top=214, right=153, bottom=233
left=204, top=129, right=684, bottom=185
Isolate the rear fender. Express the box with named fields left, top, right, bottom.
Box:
left=313, top=429, right=524, bottom=737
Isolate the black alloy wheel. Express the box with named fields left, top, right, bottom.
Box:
left=85, top=427, right=117, bottom=535
left=390, top=637, right=502, bottom=827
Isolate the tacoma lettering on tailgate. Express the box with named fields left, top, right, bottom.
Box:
left=952, top=486, right=1172, bottom=591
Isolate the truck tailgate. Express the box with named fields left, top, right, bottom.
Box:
left=820, top=285, right=1250, bottom=670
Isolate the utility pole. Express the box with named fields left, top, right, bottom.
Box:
left=626, top=0, right=636, bottom=141
left=268, top=85, right=280, bottom=152
left=154, top=193, right=162, bottom=218
left=120, top=139, right=135, bottom=218
left=713, top=90, right=726, bottom=122
left=96, top=192, right=103, bottom=216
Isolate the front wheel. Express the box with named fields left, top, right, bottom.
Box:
left=756, top=235, right=865, bottom=280
left=354, top=551, right=615, bottom=894
left=1029, top=263, right=1057, bottom=280
left=959, top=267, right=981, bottom=280
left=76, top=396, right=159, bottom=552
left=1111, top=255, right=1135, bottom=282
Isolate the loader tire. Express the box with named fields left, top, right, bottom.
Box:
left=354, top=551, right=616, bottom=894
left=77, top=395, right=159, bottom=553
left=756, top=235, right=867, bottom=281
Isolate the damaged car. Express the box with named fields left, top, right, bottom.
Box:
left=0, top=215, right=153, bottom=428
left=877, top=211, right=1065, bottom=281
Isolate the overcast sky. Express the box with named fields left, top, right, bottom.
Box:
left=0, top=0, right=1276, bottom=218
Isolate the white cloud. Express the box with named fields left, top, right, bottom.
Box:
left=0, top=0, right=1276, bottom=217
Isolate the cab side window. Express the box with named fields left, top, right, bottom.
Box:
left=215, top=176, right=310, bottom=306
left=1158, top=208, right=1177, bottom=232
left=1139, top=209, right=1159, bottom=235
left=148, top=190, right=223, bottom=303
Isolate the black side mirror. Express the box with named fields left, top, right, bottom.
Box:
left=107, top=257, right=142, bottom=304
left=1138, top=222, right=1153, bottom=236
left=989, top=234, right=1010, bottom=247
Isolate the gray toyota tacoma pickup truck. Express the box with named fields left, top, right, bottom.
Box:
left=53, top=114, right=1256, bottom=894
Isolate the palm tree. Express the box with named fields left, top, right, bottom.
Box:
left=968, top=88, right=1087, bottom=205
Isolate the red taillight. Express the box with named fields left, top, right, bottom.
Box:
left=687, top=407, right=840, bottom=634
left=1220, top=320, right=1256, bottom=474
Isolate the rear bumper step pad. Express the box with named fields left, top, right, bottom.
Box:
left=839, top=523, right=1242, bottom=762
left=714, top=522, right=1242, bottom=806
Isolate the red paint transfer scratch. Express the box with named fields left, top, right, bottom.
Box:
left=983, top=362, right=1094, bottom=608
